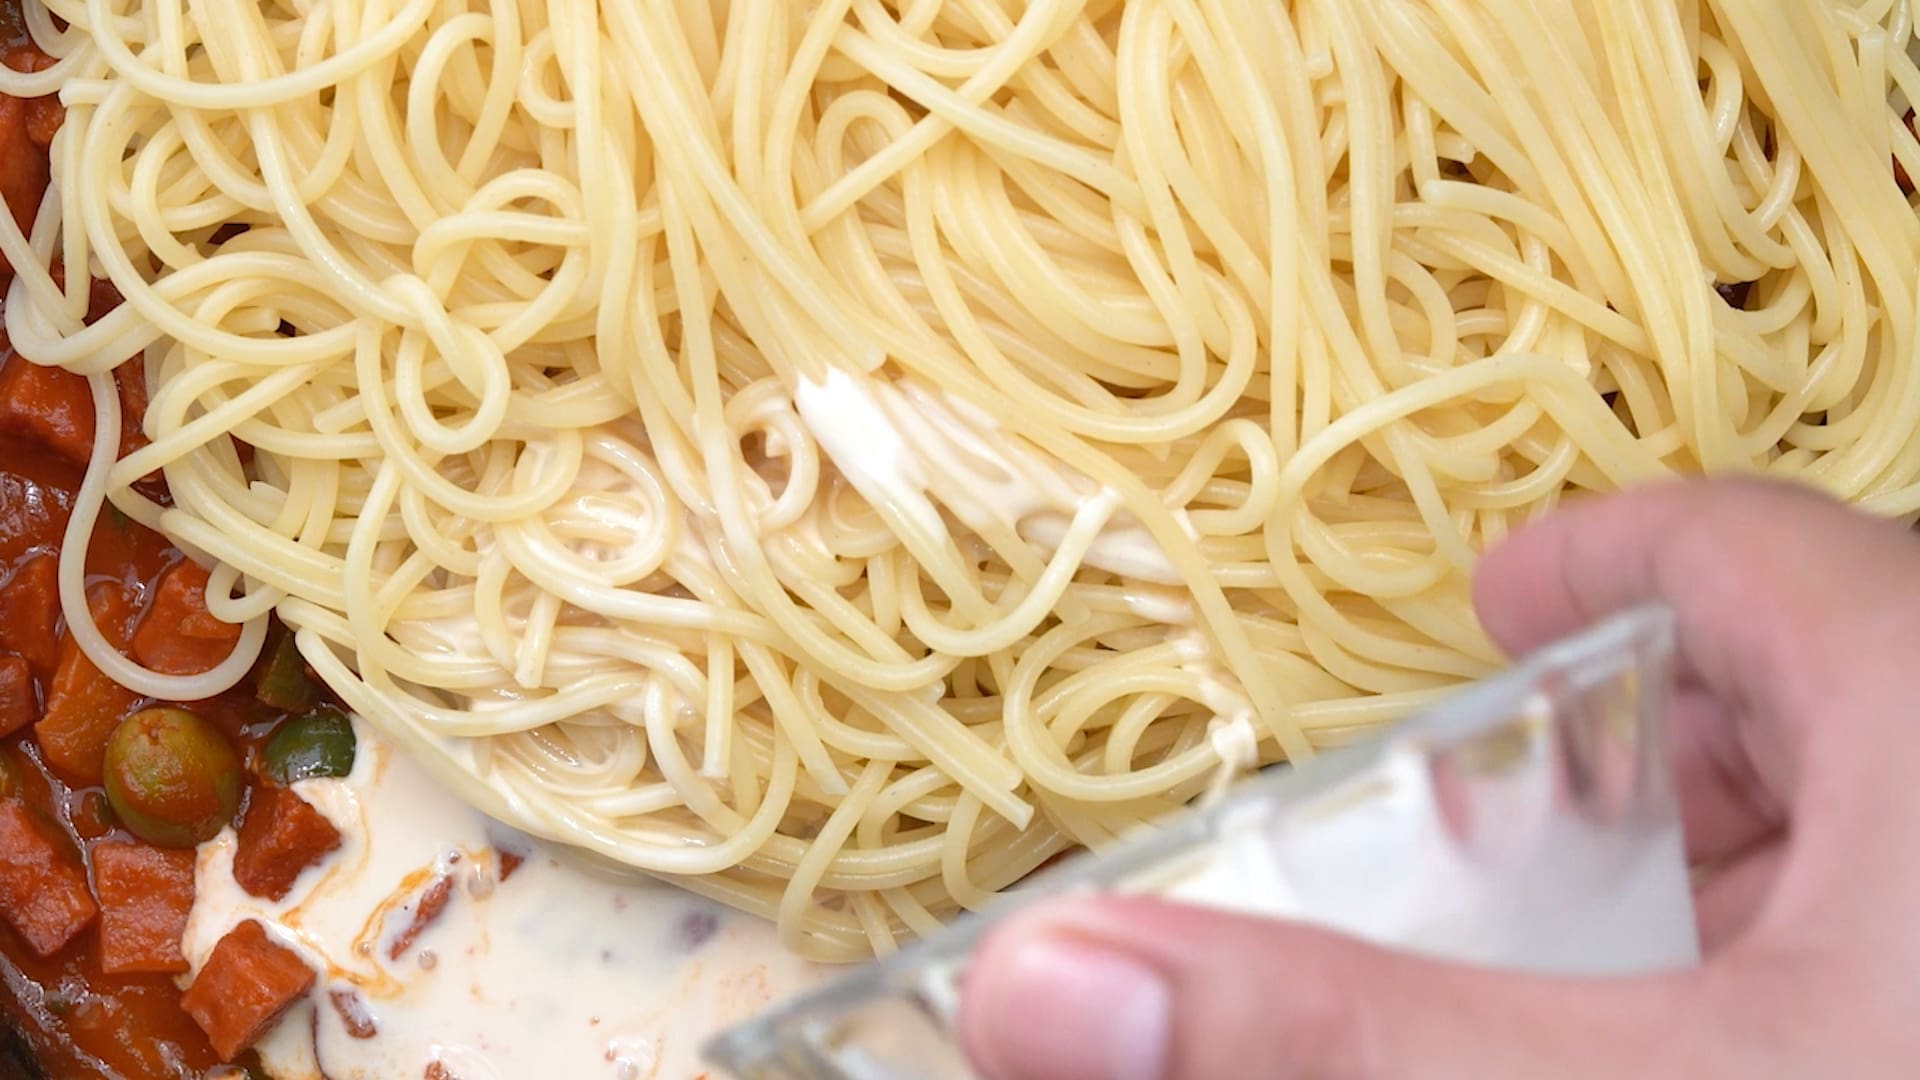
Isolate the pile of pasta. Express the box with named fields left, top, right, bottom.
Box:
left=3, top=0, right=1917, bottom=959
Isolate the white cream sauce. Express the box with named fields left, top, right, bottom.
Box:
left=791, top=368, right=1185, bottom=583
left=184, top=719, right=824, bottom=1080
left=792, top=367, right=944, bottom=544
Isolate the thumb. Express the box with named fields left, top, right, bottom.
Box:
left=957, top=896, right=1736, bottom=1080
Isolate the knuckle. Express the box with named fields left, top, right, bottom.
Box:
left=1171, top=956, right=1388, bottom=1080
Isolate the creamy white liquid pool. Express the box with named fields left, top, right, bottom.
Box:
left=183, top=718, right=825, bottom=1079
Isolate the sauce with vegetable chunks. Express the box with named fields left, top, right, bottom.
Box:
left=0, top=392, right=357, bottom=1080
left=0, top=3, right=351, bottom=1072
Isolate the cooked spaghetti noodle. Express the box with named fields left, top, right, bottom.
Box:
left=5, top=0, right=1919, bottom=959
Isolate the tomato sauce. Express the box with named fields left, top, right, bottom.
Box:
left=0, top=436, right=289, bottom=1078
left=0, top=2, right=333, bottom=1075
left=0, top=408, right=307, bottom=1078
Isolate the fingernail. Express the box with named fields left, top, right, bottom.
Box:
left=969, top=932, right=1170, bottom=1080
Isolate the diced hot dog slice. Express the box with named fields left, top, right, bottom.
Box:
left=37, top=582, right=139, bottom=783
left=0, top=353, right=93, bottom=465
left=0, top=656, right=34, bottom=737
left=232, top=785, right=340, bottom=902
left=92, top=840, right=196, bottom=973
left=131, top=560, right=241, bottom=676
left=180, top=919, right=316, bottom=1062
left=0, top=553, right=59, bottom=678
left=0, top=800, right=96, bottom=956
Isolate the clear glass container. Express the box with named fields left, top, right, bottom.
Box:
left=706, top=605, right=1697, bottom=1080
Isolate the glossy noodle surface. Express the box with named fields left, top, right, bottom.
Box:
left=3, top=0, right=1919, bottom=960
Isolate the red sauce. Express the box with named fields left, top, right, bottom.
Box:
left=0, top=416, right=305, bottom=1078
left=0, top=3, right=333, bottom=1074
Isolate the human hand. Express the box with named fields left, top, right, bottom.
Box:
left=957, top=477, right=1920, bottom=1079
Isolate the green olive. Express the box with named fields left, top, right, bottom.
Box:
left=261, top=707, right=356, bottom=785
left=101, top=708, right=243, bottom=848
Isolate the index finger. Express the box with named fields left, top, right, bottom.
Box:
left=1472, top=476, right=1868, bottom=716
left=1470, top=476, right=1920, bottom=872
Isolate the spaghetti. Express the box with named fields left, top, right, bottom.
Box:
left=5, top=0, right=1919, bottom=959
